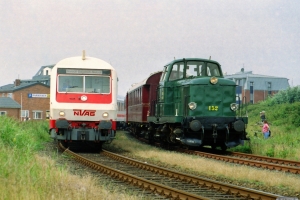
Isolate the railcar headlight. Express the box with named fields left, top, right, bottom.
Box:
left=59, top=111, right=65, bottom=117
left=102, top=112, right=109, bottom=118
left=188, top=102, right=197, bottom=110
left=230, top=103, right=239, bottom=111
left=210, top=76, right=218, bottom=84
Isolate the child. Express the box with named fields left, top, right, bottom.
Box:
left=262, top=120, right=270, bottom=139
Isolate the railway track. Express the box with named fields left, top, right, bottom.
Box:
left=177, top=149, right=300, bottom=175
left=129, top=131, right=300, bottom=175
left=59, top=143, right=282, bottom=200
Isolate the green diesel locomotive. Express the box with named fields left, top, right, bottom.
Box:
left=126, top=58, right=248, bottom=150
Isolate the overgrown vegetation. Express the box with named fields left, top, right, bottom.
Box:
left=231, top=86, right=300, bottom=160
left=0, top=117, right=136, bottom=200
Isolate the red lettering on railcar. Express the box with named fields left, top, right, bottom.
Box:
left=73, top=109, right=96, bottom=116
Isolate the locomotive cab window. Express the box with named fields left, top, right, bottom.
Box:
left=185, top=61, right=221, bottom=77
left=186, top=61, right=205, bottom=77
left=207, top=63, right=221, bottom=77
left=169, top=62, right=184, bottom=81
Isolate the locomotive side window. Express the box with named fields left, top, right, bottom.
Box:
left=169, top=62, right=184, bottom=81
left=160, top=66, right=169, bottom=81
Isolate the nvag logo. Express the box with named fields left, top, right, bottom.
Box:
left=73, top=109, right=96, bottom=116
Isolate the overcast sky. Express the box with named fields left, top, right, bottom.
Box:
left=1, top=0, right=299, bottom=96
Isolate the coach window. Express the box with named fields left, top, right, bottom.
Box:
left=169, top=62, right=184, bottom=81
left=0, top=111, right=6, bottom=116
left=33, top=110, right=43, bottom=119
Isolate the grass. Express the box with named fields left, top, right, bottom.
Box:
left=0, top=116, right=138, bottom=200
left=231, top=102, right=300, bottom=161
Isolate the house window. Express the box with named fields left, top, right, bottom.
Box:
left=33, top=111, right=43, bottom=119
left=46, top=110, right=50, bottom=119
left=267, top=82, right=272, bottom=95
left=7, top=93, right=12, bottom=98
left=0, top=111, right=7, bottom=116
left=250, top=81, right=254, bottom=104
left=21, top=110, right=29, bottom=118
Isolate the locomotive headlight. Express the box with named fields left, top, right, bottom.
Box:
left=210, top=76, right=218, bottom=84
left=102, top=112, right=109, bottom=118
left=230, top=103, right=239, bottom=111
left=188, top=102, right=197, bottom=110
left=59, top=111, right=65, bottom=117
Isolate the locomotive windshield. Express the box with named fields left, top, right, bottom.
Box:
left=186, top=61, right=221, bottom=78
left=57, top=68, right=111, bottom=93
left=160, top=60, right=222, bottom=81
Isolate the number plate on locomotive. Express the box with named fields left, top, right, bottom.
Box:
left=208, top=106, right=218, bottom=111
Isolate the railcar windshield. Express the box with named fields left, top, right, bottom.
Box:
left=57, top=68, right=111, bottom=93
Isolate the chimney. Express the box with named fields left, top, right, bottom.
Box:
left=15, top=79, right=21, bottom=86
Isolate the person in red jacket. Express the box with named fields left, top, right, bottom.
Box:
left=262, top=120, right=270, bottom=139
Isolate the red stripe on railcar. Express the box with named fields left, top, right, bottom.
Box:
left=56, top=93, right=112, bottom=103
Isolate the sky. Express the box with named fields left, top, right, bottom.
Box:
left=1, top=0, right=299, bottom=97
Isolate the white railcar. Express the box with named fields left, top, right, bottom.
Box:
left=49, top=52, right=118, bottom=149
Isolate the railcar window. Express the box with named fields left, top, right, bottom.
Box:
left=58, top=75, right=110, bottom=93
left=169, top=62, right=184, bottom=81
left=85, top=76, right=110, bottom=93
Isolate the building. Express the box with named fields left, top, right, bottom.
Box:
left=0, top=81, right=50, bottom=121
left=225, top=68, right=290, bottom=104
left=0, top=64, right=55, bottom=120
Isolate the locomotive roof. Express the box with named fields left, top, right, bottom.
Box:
left=165, top=58, right=221, bottom=66
left=54, top=56, right=115, bottom=70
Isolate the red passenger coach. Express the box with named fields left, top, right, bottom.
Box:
left=126, top=71, right=162, bottom=128
left=49, top=52, right=118, bottom=150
